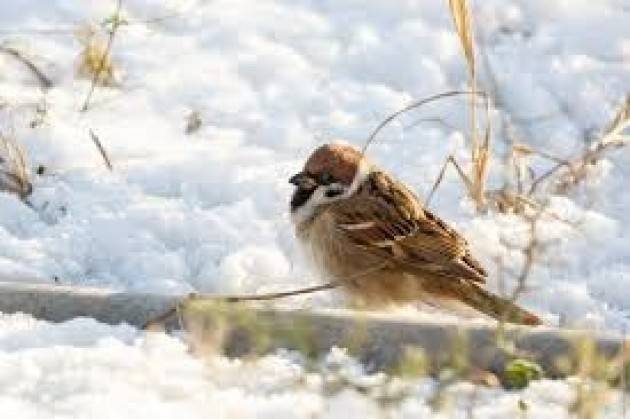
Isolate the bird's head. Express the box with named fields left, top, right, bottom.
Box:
left=289, top=143, right=371, bottom=224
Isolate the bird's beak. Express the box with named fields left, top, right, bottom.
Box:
left=289, top=172, right=315, bottom=188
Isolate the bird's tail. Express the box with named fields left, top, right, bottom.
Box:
left=456, top=281, right=542, bottom=326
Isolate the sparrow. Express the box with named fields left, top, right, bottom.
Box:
left=289, top=143, right=542, bottom=325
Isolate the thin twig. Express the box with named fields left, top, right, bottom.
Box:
left=135, top=11, right=189, bottom=25
left=526, top=96, right=629, bottom=195
left=0, top=45, right=53, bottom=90
left=508, top=212, right=540, bottom=303
left=403, top=116, right=458, bottom=132
left=361, top=90, right=487, bottom=155
left=496, top=205, right=549, bottom=331
left=494, top=205, right=549, bottom=348
left=219, top=282, right=338, bottom=303
left=0, top=128, right=33, bottom=200
left=89, top=129, right=113, bottom=171
left=143, top=262, right=390, bottom=330
left=527, top=160, right=569, bottom=196
left=425, top=155, right=472, bottom=207
left=142, top=282, right=338, bottom=330
left=526, top=148, right=575, bottom=196
left=79, top=0, right=124, bottom=112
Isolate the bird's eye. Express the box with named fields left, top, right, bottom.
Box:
left=325, top=188, right=342, bottom=198
left=319, top=172, right=333, bottom=185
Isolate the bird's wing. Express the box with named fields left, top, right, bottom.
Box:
left=328, top=171, right=487, bottom=283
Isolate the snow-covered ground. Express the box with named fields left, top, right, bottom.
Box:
left=0, top=0, right=629, bottom=416
left=0, top=312, right=626, bottom=419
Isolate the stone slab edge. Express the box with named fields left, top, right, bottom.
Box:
left=0, top=281, right=626, bottom=376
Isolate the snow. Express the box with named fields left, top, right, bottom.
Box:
left=0, top=312, right=625, bottom=419
left=0, top=0, right=629, bottom=410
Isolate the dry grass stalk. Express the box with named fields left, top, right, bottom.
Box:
left=362, top=90, right=486, bottom=154
left=502, top=207, right=546, bottom=309
left=447, top=0, right=491, bottom=211
left=0, top=45, right=53, bottom=90
left=78, top=0, right=126, bottom=112
left=76, top=27, right=116, bottom=87
left=493, top=205, right=544, bottom=348
left=421, top=2, right=493, bottom=212
left=360, top=89, right=495, bottom=213
left=185, top=110, right=202, bottom=135
left=439, top=95, right=630, bottom=215
left=448, top=0, right=475, bottom=76
left=491, top=201, right=584, bottom=369
left=89, top=129, right=113, bottom=171
left=143, top=282, right=338, bottom=330
left=0, top=130, right=32, bottom=200
left=552, top=95, right=629, bottom=194
left=516, top=95, right=630, bottom=197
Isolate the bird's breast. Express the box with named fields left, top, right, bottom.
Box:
left=296, top=211, right=386, bottom=283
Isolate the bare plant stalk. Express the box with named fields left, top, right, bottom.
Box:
left=213, top=282, right=337, bottom=303
left=494, top=205, right=548, bottom=353
left=404, top=116, right=458, bottom=132
left=425, top=155, right=472, bottom=207
left=448, top=0, right=475, bottom=80
left=143, top=282, right=338, bottom=330
left=79, top=0, right=124, bottom=112
left=144, top=263, right=390, bottom=330
left=527, top=159, right=573, bottom=196
left=361, top=90, right=487, bottom=154
left=448, top=0, right=490, bottom=211
left=506, top=208, right=543, bottom=306
left=528, top=95, right=629, bottom=196
left=0, top=129, right=32, bottom=200
left=89, top=129, right=113, bottom=171
left=0, top=46, right=53, bottom=90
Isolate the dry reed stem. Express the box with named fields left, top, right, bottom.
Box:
left=448, top=0, right=475, bottom=80
left=0, top=45, right=53, bottom=90
left=448, top=0, right=491, bottom=211
left=361, top=90, right=487, bottom=155
left=88, top=129, right=113, bottom=171
left=525, top=95, right=629, bottom=196
left=0, top=130, right=32, bottom=199
left=553, top=96, right=629, bottom=194
left=143, top=263, right=389, bottom=330
left=76, top=34, right=115, bottom=86
left=143, top=282, right=338, bottom=330
left=425, top=155, right=472, bottom=207
left=79, top=0, right=125, bottom=112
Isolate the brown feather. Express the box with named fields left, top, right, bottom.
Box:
left=331, top=171, right=487, bottom=283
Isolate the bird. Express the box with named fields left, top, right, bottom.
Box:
left=289, top=143, right=542, bottom=325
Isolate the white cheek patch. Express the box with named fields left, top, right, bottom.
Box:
left=291, top=186, right=323, bottom=225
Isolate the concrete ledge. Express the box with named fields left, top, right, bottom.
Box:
left=0, top=282, right=178, bottom=326
left=0, top=282, right=626, bottom=376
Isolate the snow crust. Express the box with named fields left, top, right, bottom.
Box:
left=0, top=313, right=627, bottom=419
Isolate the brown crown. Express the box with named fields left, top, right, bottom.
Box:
left=303, top=143, right=364, bottom=185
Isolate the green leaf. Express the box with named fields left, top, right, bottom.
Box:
left=504, top=359, right=543, bottom=389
